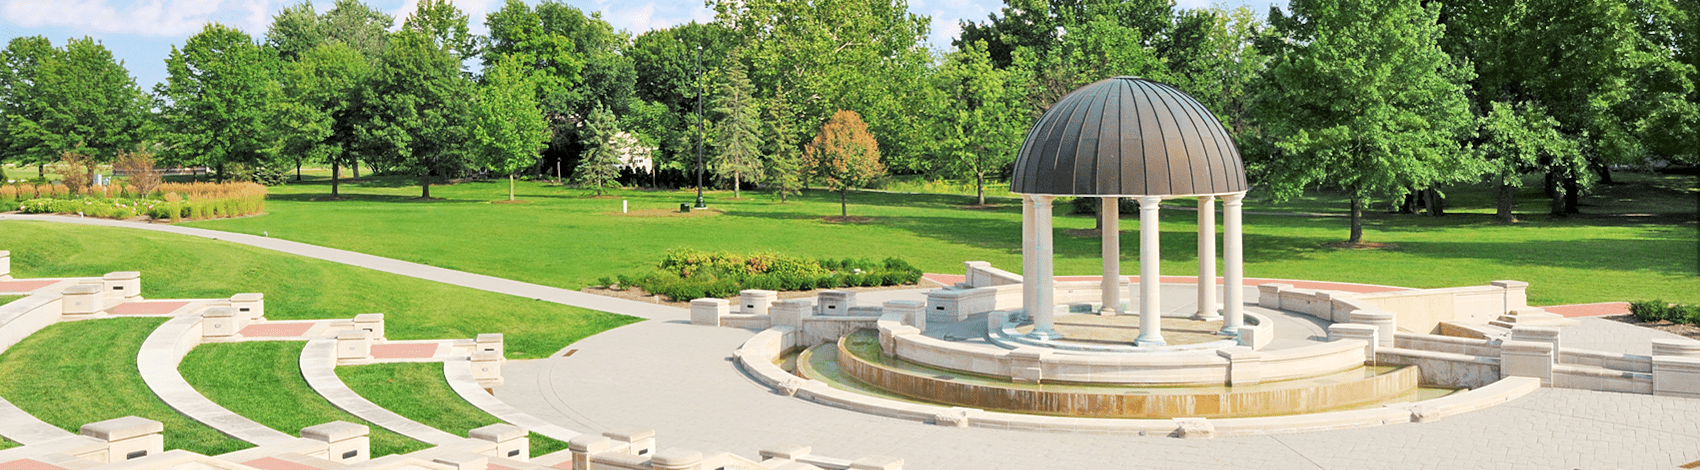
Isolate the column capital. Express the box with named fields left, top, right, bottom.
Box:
left=1031, top=195, right=1054, bottom=207
left=1222, top=192, right=1246, bottom=206
left=1198, top=194, right=1216, bottom=203
left=1137, top=195, right=1163, bottom=207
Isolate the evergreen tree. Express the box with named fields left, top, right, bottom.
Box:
left=711, top=54, right=763, bottom=199
left=574, top=104, right=622, bottom=195
left=763, top=86, right=804, bottom=202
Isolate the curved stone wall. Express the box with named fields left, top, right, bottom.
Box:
left=836, top=337, right=1420, bottom=419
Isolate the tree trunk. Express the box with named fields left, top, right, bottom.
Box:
left=1424, top=188, right=1444, bottom=217
left=509, top=174, right=515, bottom=201
left=331, top=162, right=340, bottom=197
left=734, top=172, right=741, bottom=199
left=1495, top=181, right=1517, bottom=223
left=840, top=186, right=848, bottom=217
left=1546, top=170, right=1565, bottom=216
left=295, top=161, right=302, bottom=181
left=1595, top=161, right=1613, bottom=184
left=352, top=160, right=360, bottom=179
left=216, top=163, right=225, bottom=183
left=976, top=173, right=986, bottom=206
left=420, top=171, right=431, bottom=199
left=1349, top=196, right=1364, bottom=244
left=1563, top=176, right=1580, bottom=214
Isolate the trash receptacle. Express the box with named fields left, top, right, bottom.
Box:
left=680, top=203, right=691, bottom=213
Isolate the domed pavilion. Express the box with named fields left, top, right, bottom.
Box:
left=1010, top=76, right=1250, bottom=347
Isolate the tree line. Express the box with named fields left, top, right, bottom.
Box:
left=0, top=0, right=1693, bottom=239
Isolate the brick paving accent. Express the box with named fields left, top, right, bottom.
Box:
left=1544, top=302, right=1631, bottom=318
left=243, top=458, right=321, bottom=470
left=238, top=323, right=315, bottom=337
left=0, top=280, right=57, bottom=293
left=0, top=460, right=68, bottom=470
left=371, top=343, right=440, bottom=359
left=108, top=301, right=190, bottom=315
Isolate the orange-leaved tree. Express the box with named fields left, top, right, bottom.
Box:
left=803, top=110, right=884, bottom=217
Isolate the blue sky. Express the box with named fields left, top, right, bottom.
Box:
left=0, top=0, right=1283, bottom=90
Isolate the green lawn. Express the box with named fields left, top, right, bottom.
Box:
left=0, top=318, right=250, bottom=455
left=336, top=363, right=569, bottom=457
left=0, top=223, right=640, bottom=359
left=179, top=168, right=1698, bottom=305
left=179, top=342, right=429, bottom=457
left=0, top=295, right=22, bottom=307
left=0, top=436, right=16, bottom=450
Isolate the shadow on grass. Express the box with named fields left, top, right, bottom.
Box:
left=266, top=192, right=485, bottom=204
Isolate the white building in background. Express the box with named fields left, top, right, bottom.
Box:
left=610, top=131, right=654, bottom=175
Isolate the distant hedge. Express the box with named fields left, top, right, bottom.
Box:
left=600, top=249, right=923, bottom=301
left=3, top=182, right=265, bottom=221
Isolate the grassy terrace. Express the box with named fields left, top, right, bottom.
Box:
left=180, top=342, right=429, bottom=457
left=0, top=223, right=640, bottom=359
left=0, top=295, right=23, bottom=307
left=337, top=363, right=569, bottom=457
left=0, top=318, right=250, bottom=455
left=182, top=169, right=1698, bottom=305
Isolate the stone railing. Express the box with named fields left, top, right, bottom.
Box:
left=962, top=261, right=1022, bottom=288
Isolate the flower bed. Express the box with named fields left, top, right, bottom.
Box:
left=601, top=249, right=923, bottom=301
left=2, top=182, right=266, bottom=221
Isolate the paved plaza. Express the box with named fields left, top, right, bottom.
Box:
left=9, top=214, right=1700, bottom=469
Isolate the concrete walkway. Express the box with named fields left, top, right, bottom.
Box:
left=442, top=359, right=580, bottom=442
left=298, top=338, right=461, bottom=445
left=138, top=315, right=299, bottom=447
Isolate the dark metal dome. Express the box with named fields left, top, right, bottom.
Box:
left=1010, top=77, right=1248, bottom=197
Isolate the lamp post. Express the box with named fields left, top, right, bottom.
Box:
left=694, top=44, right=706, bottom=209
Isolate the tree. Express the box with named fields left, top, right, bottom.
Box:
left=1254, top=0, right=1477, bottom=243
left=804, top=110, right=885, bottom=217
left=574, top=104, right=622, bottom=195
left=473, top=55, right=550, bottom=201
left=711, top=53, right=762, bottom=199
left=267, top=0, right=325, bottom=61
left=4, top=37, right=150, bottom=165
left=628, top=22, right=736, bottom=184
left=114, top=144, right=163, bottom=198
left=1477, top=101, right=1581, bottom=223
left=320, top=0, right=393, bottom=62
left=157, top=24, right=285, bottom=182
left=487, top=0, right=631, bottom=176
left=763, top=86, right=804, bottom=202
left=0, top=36, right=54, bottom=172
left=278, top=42, right=369, bottom=195
left=403, top=0, right=478, bottom=64
left=353, top=27, right=475, bottom=199
left=934, top=41, right=1028, bottom=205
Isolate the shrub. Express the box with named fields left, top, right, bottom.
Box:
left=1630, top=300, right=1669, bottom=323
left=0, top=185, right=15, bottom=203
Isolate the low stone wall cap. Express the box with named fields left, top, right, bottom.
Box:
left=353, top=313, right=384, bottom=322
left=433, top=452, right=489, bottom=469
left=883, top=300, right=925, bottom=308
left=64, top=284, right=103, bottom=295
left=1490, top=280, right=1529, bottom=288
left=567, top=435, right=612, bottom=452
left=849, top=456, right=904, bottom=470
left=476, top=333, right=503, bottom=343
left=690, top=298, right=730, bottom=306
left=603, top=427, right=655, bottom=442
left=649, top=449, right=703, bottom=466
left=203, top=306, right=235, bottom=317
left=81, top=416, right=162, bottom=441
left=300, top=421, right=369, bottom=442
left=758, top=444, right=813, bottom=460
left=335, top=330, right=370, bottom=340
left=0, top=250, right=9, bottom=256
left=231, top=293, right=263, bottom=301
left=741, top=289, right=779, bottom=296
left=104, top=271, right=141, bottom=280
left=470, top=423, right=526, bottom=442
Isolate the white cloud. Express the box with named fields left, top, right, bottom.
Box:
left=390, top=0, right=496, bottom=34
left=2, top=0, right=244, bottom=37
left=599, top=1, right=713, bottom=34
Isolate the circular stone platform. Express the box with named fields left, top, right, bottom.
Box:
left=1014, top=314, right=1227, bottom=346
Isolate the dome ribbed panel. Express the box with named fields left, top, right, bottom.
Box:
left=1010, top=76, right=1248, bottom=197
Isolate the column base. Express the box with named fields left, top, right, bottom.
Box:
left=1216, top=327, right=1241, bottom=337
left=1098, top=306, right=1119, bottom=317
left=1027, top=329, right=1065, bottom=340
left=1134, top=335, right=1167, bottom=348
left=1193, top=309, right=1222, bottom=321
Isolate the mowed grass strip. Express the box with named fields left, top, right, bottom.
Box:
left=0, top=223, right=641, bottom=359
left=0, top=318, right=250, bottom=455
left=179, top=342, right=429, bottom=457
left=336, top=363, right=569, bottom=457
left=184, top=170, right=1698, bottom=305
left=0, top=295, right=23, bottom=307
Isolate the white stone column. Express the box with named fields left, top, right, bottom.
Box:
left=1196, top=196, right=1219, bottom=320
left=1135, top=196, right=1165, bottom=347
left=1021, top=195, right=1037, bottom=320
left=1030, top=196, right=1061, bottom=339
left=1100, top=197, right=1121, bottom=316
left=1220, top=192, right=1246, bottom=336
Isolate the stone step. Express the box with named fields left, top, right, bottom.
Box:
left=1438, top=321, right=1510, bottom=340
left=1489, top=308, right=1580, bottom=329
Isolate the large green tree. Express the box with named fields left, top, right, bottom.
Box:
left=573, top=104, right=622, bottom=195
left=2, top=37, right=150, bottom=166
left=157, top=24, right=286, bottom=182
left=933, top=41, right=1029, bottom=206
left=763, top=86, right=804, bottom=202
left=473, top=55, right=550, bottom=201
left=353, top=25, right=475, bottom=198
left=0, top=36, right=60, bottom=172
left=1254, top=0, right=1478, bottom=243
left=277, top=42, right=369, bottom=195
left=628, top=22, right=735, bottom=182
left=1477, top=101, right=1582, bottom=223
left=486, top=0, right=632, bottom=176
left=711, top=53, right=762, bottom=199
